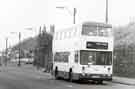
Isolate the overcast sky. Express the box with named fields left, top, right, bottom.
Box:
left=0, top=0, right=135, bottom=51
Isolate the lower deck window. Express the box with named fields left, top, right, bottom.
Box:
left=54, top=52, right=70, bottom=62
left=75, top=51, right=79, bottom=63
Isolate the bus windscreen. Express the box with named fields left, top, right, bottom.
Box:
left=80, top=50, right=112, bottom=65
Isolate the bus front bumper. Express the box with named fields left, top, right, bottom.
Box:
left=73, top=73, right=112, bottom=81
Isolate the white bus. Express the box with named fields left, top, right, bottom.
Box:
left=52, top=22, right=113, bottom=83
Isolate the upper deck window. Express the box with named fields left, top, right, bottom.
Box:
left=82, top=23, right=112, bottom=37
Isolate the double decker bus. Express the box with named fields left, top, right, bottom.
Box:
left=52, top=22, right=113, bottom=83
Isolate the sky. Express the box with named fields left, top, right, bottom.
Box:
left=0, top=0, right=135, bottom=51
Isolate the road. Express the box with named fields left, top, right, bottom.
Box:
left=0, top=63, right=134, bottom=89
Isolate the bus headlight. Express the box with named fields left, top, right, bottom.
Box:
left=108, top=68, right=111, bottom=71
left=107, top=74, right=112, bottom=77
left=82, top=66, right=85, bottom=72
left=82, top=72, right=85, bottom=76
left=82, top=66, right=85, bottom=75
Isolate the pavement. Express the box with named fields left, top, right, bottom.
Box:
left=112, top=76, right=135, bottom=86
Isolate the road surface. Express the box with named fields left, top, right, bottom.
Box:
left=0, top=64, right=134, bottom=89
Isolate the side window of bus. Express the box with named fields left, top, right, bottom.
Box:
left=54, top=52, right=70, bottom=63
left=70, top=30, right=73, bottom=38
left=74, top=28, right=77, bottom=36
left=61, top=32, right=64, bottom=39
left=54, top=53, right=59, bottom=62
left=67, top=31, right=69, bottom=38
left=61, top=32, right=63, bottom=40
left=62, top=32, right=64, bottom=39
left=63, top=32, right=66, bottom=39
left=55, top=32, right=58, bottom=40
left=63, top=52, right=69, bottom=62
left=65, top=32, right=67, bottom=39
left=56, top=32, right=59, bottom=40
left=63, top=32, right=65, bottom=39
left=75, top=51, right=79, bottom=63
left=58, top=32, right=60, bottom=40
left=59, top=32, right=62, bottom=40
left=69, top=31, right=71, bottom=38
left=74, top=28, right=78, bottom=36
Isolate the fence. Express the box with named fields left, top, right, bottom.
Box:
left=114, top=44, right=135, bottom=78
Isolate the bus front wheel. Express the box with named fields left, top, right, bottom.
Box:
left=54, top=67, right=59, bottom=79
left=97, top=80, right=103, bottom=84
left=69, top=69, right=73, bottom=82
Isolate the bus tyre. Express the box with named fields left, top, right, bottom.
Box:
left=69, top=69, right=73, bottom=82
left=97, top=80, right=103, bottom=84
left=54, top=68, right=59, bottom=79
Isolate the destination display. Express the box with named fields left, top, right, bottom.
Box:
left=86, top=42, right=108, bottom=49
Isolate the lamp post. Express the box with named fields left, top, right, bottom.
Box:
left=56, top=7, right=77, bottom=24
left=18, top=32, right=21, bottom=66
left=106, top=0, right=108, bottom=24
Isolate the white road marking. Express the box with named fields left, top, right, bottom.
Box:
left=66, top=85, right=73, bottom=88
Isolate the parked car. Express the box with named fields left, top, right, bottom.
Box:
left=25, top=58, right=34, bottom=64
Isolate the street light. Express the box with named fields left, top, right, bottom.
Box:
left=10, top=32, right=21, bottom=67
left=56, top=6, right=77, bottom=24
left=24, top=26, right=42, bottom=49
left=24, top=26, right=40, bottom=37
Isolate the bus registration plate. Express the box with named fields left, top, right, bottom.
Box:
left=92, top=75, right=100, bottom=78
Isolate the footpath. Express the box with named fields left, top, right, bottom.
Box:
left=112, top=76, right=135, bottom=86
left=0, top=63, right=52, bottom=79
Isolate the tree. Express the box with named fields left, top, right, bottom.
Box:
left=34, top=25, right=53, bottom=71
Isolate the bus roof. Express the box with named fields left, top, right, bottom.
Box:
left=82, top=22, right=112, bottom=28
left=55, top=21, right=112, bottom=32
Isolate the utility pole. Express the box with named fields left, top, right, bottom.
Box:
left=5, top=37, right=8, bottom=66
left=106, top=0, right=108, bottom=24
left=39, top=26, right=42, bottom=36
left=73, top=8, right=77, bottom=24
left=18, top=32, right=21, bottom=67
